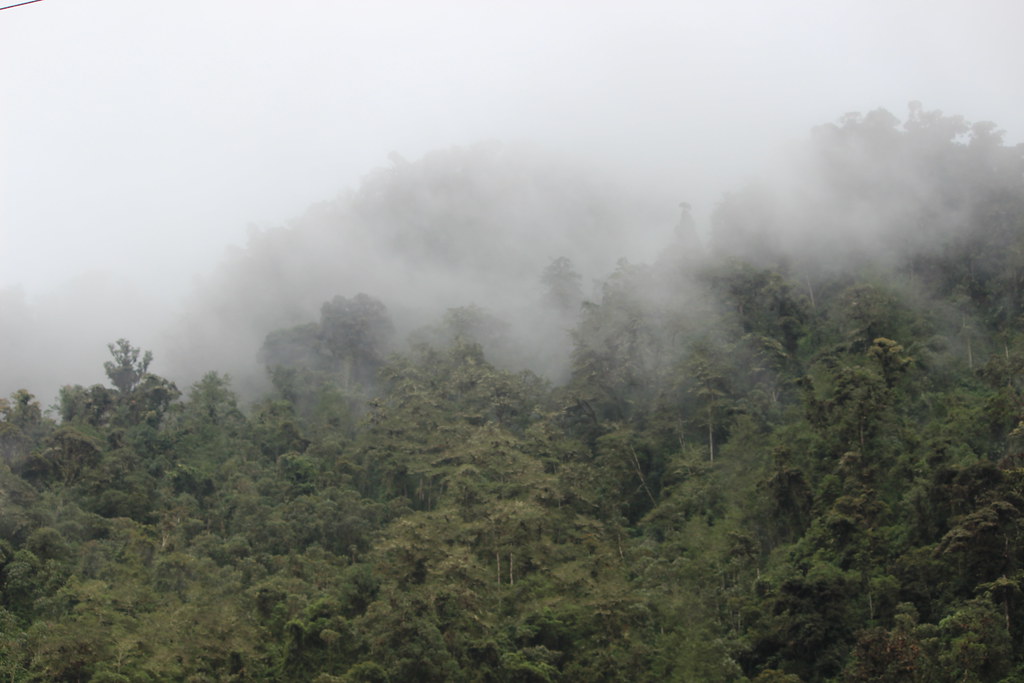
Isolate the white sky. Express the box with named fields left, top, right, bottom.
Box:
left=2, top=0, right=1023, bottom=303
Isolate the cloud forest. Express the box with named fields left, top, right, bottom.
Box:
left=3, top=104, right=1024, bottom=681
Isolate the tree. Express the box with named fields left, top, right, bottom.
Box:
left=542, top=256, right=584, bottom=316
left=685, top=347, right=732, bottom=462
left=569, top=261, right=666, bottom=425
left=261, top=294, right=395, bottom=429
left=104, top=339, right=153, bottom=394
left=0, top=389, right=50, bottom=462
left=318, top=293, right=395, bottom=390
left=58, top=384, right=115, bottom=427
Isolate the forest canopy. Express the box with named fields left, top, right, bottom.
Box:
left=2, top=105, right=1024, bottom=681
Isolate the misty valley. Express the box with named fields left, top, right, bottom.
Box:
left=4, top=105, right=1024, bottom=681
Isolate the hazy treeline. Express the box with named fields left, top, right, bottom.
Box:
left=163, top=143, right=676, bottom=397
left=2, top=143, right=672, bottom=405
left=2, top=104, right=1024, bottom=680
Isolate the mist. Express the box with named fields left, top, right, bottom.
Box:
left=2, top=0, right=1023, bottom=405
left=166, top=143, right=679, bottom=395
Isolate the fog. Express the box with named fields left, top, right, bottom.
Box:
left=2, top=0, right=1023, bottom=404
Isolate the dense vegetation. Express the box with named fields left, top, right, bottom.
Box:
left=3, top=106, right=1024, bottom=681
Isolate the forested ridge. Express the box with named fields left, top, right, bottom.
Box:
left=3, top=106, right=1024, bottom=681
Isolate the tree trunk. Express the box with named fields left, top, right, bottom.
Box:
left=708, top=411, right=715, bottom=463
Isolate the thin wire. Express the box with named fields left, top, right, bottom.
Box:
left=0, top=0, right=46, bottom=11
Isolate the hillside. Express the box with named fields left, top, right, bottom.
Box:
left=2, top=105, right=1024, bottom=681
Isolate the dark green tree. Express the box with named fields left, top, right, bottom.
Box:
left=104, top=338, right=153, bottom=394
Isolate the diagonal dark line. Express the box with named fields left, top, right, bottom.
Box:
left=0, top=0, right=46, bottom=11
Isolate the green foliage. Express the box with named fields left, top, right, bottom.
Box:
left=104, top=338, right=153, bottom=394
left=262, top=294, right=395, bottom=431
left=3, top=107, right=1024, bottom=680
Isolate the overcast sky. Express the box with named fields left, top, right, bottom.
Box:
left=2, top=0, right=1023, bottom=304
